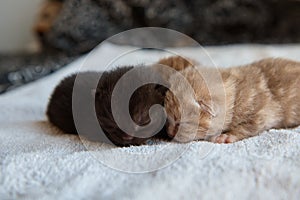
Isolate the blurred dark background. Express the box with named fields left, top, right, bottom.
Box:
left=0, top=0, right=300, bottom=93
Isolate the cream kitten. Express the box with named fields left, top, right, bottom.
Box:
left=163, top=57, right=300, bottom=143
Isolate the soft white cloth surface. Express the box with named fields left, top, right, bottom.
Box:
left=0, top=43, right=300, bottom=200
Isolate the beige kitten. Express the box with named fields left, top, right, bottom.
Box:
left=163, top=57, right=300, bottom=143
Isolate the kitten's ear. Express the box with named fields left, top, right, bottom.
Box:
left=196, top=100, right=216, bottom=117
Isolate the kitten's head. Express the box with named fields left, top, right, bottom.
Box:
left=95, top=67, right=168, bottom=146
left=164, top=67, right=216, bottom=142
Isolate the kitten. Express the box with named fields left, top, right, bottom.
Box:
left=164, top=57, right=300, bottom=143
left=47, top=66, right=169, bottom=147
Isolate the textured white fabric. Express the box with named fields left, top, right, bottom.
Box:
left=0, top=43, right=300, bottom=200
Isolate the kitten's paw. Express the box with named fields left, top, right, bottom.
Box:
left=210, top=134, right=237, bottom=144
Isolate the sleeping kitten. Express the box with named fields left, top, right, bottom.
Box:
left=164, top=57, right=300, bottom=143
left=47, top=66, right=169, bottom=146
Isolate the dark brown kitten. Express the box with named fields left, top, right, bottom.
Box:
left=47, top=66, right=169, bottom=146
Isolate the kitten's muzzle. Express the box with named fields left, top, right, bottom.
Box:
left=166, top=121, right=179, bottom=138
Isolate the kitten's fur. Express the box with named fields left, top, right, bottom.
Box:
left=164, top=57, right=300, bottom=143
left=47, top=66, right=169, bottom=146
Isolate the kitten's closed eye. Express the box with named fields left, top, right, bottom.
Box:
left=197, top=100, right=216, bottom=117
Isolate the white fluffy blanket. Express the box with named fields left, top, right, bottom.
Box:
left=0, top=43, right=300, bottom=200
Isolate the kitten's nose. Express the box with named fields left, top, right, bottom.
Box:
left=167, top=123, right=179, bottom=138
